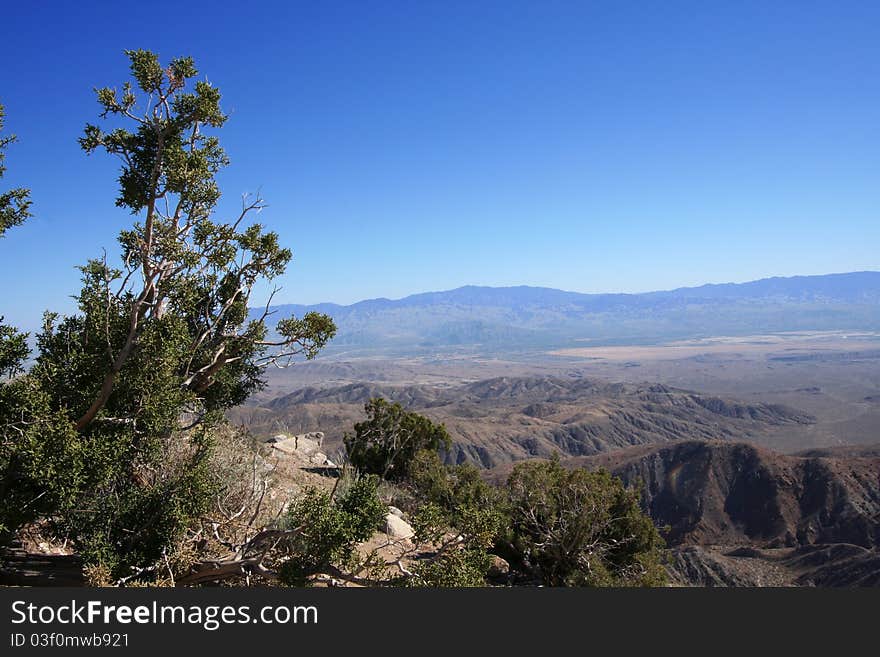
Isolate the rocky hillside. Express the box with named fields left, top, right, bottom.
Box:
left=230, top=376, right=814, bottom=467
left=486, top=440, right=880, bottom=586
left=567, top=441, right=880, bottom=547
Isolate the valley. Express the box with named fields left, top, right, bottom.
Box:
left=227, top=275, right=880, bottom=587
left=237, top=329, right=880, bottom=457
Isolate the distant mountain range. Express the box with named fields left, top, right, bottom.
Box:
left=255, top=271, right=880, bottom=355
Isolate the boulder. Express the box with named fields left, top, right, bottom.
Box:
left=384, top=513, right=415, bottom=540
left=293, top=435, right=321, bottom=456
left=271, top=434, right=320, bottom=456
left=270, top=438, right=299, bottom=455
left=388, top=506, right=404, bottom=518
left=487, top=555, right=510, bottom=580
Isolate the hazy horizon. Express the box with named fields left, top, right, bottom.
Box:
left=264, top=268, right=880, bottom=308
left=4, top=268, right=879, bottom=330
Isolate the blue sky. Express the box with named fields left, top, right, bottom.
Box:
left=1, top=1, right=878, bottom=329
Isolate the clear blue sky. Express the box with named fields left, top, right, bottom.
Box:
left=1, top=1, right=878, bottom=329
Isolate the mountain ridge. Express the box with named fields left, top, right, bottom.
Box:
left=269, top=271, right=880, bottom=312
left=253, top=271, right=880, bottom=354
left=229, top=375, right=815, bottom=468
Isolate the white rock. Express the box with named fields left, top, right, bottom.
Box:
left=270, top=438, right=299, bottom=454
left=294, top=436, right=321, bottom=456
left=388, top=506, right=404, bottom=518
left=271, top=435, right=322, bottom=456
left=384, top=513, right=415, bottom=539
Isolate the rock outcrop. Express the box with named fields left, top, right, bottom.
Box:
left=268, top=432, right=334, bottom=466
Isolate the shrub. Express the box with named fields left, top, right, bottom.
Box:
left=502, top=457, right=667, bottom=586
left=344, top=398, right=450, bottom=481
left=278, top=475, right=385, bottom=586
left=406, top=451, right=506, bottom=587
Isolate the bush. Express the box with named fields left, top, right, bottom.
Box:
left=0, top=374, right=89, bottom=540
left=410, top=545, right=493, bottom=587
left=344, top=398, right=451, bottom=481
left=64, top=426, right=219, bottom=575
left=278, top=474, right=385, bottom=586
left=405, top=450, right=505, bottom=587
left=410, top=450, right=501, bottom=524
left=502, top=457, right=667, bottom=586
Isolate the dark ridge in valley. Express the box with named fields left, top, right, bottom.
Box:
left=563, top=440, right=880, bottom=547
left=485, top=440, right=880, bottom=586
left=794, top=444, right=880, bottom=459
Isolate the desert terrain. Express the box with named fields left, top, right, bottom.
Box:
left=238, top=330, right=880, bottom=456
left=228, top=329, right=880, bottom=586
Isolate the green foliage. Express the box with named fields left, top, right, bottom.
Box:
left=408, top=498, right=502, bottom=587
left=0, top=102, right=32, bottom=238
left=410, top=449, right=499, bottom=514
left=0, top=318, right=29, bottom=378
left=406, top=450, right=505, bottom=587
left=400, top=450, right=666, bottom=587
left=502, top=457, right=667, bottom=586
left=344, top=398, right=451, bottom=481
left=62, top=424, right=219, bottom=574
left=0, top=51, right=335, bottom=576
left=278, top=475, right=385, bottom=586
left=0, top=376, right=87, bottom=540
left=409, top=543, right=493, bottom=587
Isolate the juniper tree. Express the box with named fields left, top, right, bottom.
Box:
left=0, top=51, right=335, bottom=573
left=0, top=100, right=31, bottom=411
left=502, top=458, right=667, bottom=586
left=0, top=102, right=32, bottom=238
left=344, top=397, right=451, bottom=481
